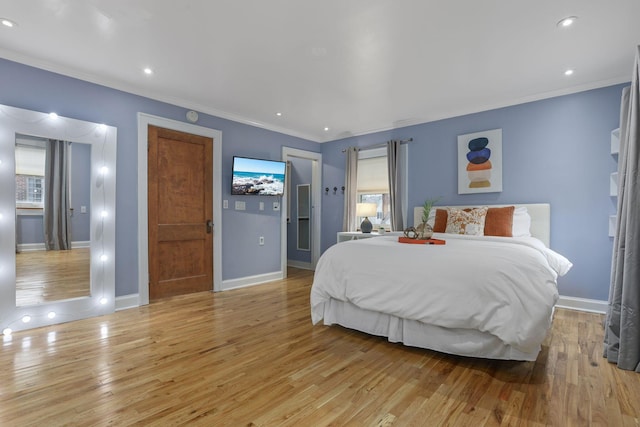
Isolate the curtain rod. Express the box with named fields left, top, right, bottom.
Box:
left=341, top=137, right=413, bottom=153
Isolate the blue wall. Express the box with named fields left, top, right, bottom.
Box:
left=321, top=84, right=626, bottom=301
left=15, top=215, right=43, bottom=244
left=70, top=142, right=91, bottom=242
left=1, top=58, right=317, bottom=296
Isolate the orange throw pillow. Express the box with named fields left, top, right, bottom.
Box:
left=433, top=209, right=448, bottom=232
left=484, top=206, right=515, bottom=237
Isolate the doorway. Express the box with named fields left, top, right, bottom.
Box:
left=137, top=114, right=222, bottom=305
left=281, top=147, right=322, bottom=276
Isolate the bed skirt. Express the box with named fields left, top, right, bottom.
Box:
left=319, top=298, right=542, bottom=361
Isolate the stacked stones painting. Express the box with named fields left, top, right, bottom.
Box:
left=457, top=129, right=503, bottom=194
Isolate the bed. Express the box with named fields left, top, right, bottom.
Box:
left=310, top=204, right=573, bottom=361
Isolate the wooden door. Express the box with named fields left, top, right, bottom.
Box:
left=148, top=125, right=213, bottom=300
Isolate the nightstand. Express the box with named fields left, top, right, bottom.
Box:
left=337, top=231, right=401, bottom=243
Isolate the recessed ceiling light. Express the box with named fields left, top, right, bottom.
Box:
left=275, top=112, right=282, bottom=117
left=557, top=16, right=578, bottom=28
left=564, top=69, right=574, bottom=76
left=324, top=127, right=330, bottom=132
left=1, top=18, right=16, bottom=28
left=143, top=67, right=153, bottom=75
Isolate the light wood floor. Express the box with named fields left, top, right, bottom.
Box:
left=1, top=268, right=638, bottom=426
left=16, top=248, right=90, bottom=306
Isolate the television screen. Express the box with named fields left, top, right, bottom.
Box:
left=231, top=156, right=286, bottom=196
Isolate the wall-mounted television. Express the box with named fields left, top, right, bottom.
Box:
left=231, top=156, right=286, bottom=196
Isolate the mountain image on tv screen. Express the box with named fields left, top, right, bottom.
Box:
left=231, top=156, right=286, bottom=196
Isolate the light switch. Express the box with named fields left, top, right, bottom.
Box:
left=80, top=205, right=87, bottom=213
left=223, top=200, right=228, bottom=209
left=235, top=201, right=246, bottom=211
left=259, top=202, right=264, bottom=211
left=273, top=201, right=280, bottom=211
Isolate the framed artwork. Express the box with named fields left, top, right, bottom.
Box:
left=457, top=128, right=502, bottom=194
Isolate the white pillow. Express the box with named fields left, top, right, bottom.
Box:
left=512, top=206, right=532, bottom=237
left=426, top=207, right=437, bottom=228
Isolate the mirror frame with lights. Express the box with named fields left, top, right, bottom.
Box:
left=0, top=104, right=117, bottom=334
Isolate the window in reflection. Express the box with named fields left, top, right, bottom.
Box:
left=15, top=141, right=45, bottom=208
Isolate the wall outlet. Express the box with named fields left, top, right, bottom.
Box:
left=235, top=201, right=246, bottom=211
left=273, top=201, right=280, bottom=211
left=223, top=200, right=228, bottom=209
left=259, top=236, right=265, bottom=246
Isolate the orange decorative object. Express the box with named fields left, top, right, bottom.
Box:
left=398, top=237, right=446, bottom=245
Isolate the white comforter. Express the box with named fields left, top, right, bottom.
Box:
left=311, top=234, right=572, bottom=354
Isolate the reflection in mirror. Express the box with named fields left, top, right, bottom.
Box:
left=0, top=104, right=117, bottom=334
left=15, top=135, right=91, bottom=306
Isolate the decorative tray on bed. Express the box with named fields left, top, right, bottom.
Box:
left=397, top=237, right=446, bottom=245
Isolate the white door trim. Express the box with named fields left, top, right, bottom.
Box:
left=281, top=147, right=322, bottom=276
left=137, top=113, right=223, bottom=305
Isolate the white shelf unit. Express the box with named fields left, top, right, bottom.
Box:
left=609, top=215, right=617, bottom=238
left=610, top=172, right=618, bottom=197
left=610, top=128, right=620, bottom=237
left=611, top=128, right=620, bottom=155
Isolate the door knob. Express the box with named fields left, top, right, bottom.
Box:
left=206, top=220, right=213, bottom=233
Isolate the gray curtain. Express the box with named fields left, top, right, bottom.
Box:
left=342, top=147, right=358, bottom=231
left=604, top=45, right=640, bottom=372
left=44, top=139, right=71, bottom=250
left=387, top=140, right=404, bottom=231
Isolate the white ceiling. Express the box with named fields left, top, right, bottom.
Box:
left=1, top=1, right=639, bottom=142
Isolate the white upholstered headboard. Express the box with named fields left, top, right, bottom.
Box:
left=413, top=203, right=551, bottom=247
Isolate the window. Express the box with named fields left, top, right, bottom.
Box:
left=16, top=175, right=44, bottom=204
left=357, top=148, right=390, bottom=229
left=15, top=140, right=46, bottom=209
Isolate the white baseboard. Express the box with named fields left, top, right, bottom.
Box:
left=221, top=271, right=284, bottom=291
left=556, top=295, right=607, bottom=314
left=112, top=271, right=285, bottom=309
left=17, top=241, right=91, bottom=252
left=72, top=240, right=90, bottom=249
left=16, top=243, right=45, bottom=252
left=287, top=260, right=314, bottom=270
left=115, top=294, right=140, bottom=311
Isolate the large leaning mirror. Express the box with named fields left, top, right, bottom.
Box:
left=0, top=104, right=117, bottom=334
